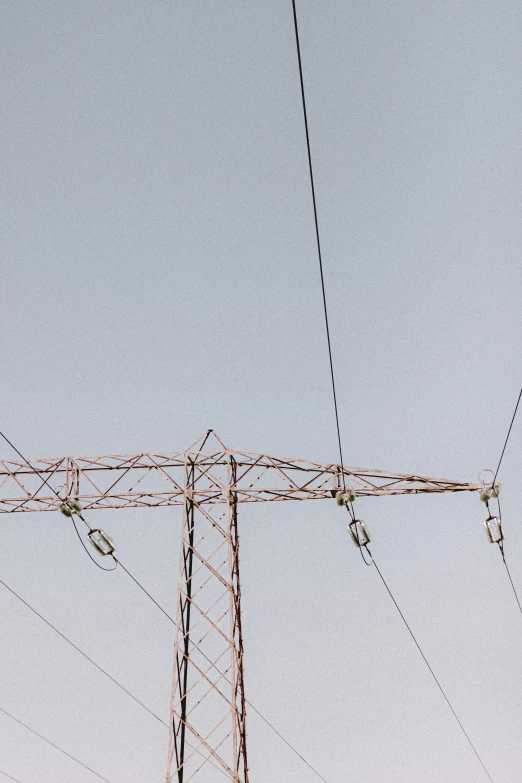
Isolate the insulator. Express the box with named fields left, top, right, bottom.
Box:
left=59, top=503, right=72, bottom=517
left=348, top=519, right=370, bottom=548
left=67, top=498, right=83, bottom=512
left=479, top=484, right=500, bottom=503
left=479, top=488, right=490, bottom=503
left=484, top=516, right=503, bottom=544
left=88, top=529, right=116, bottom=556
left=336, top=487, right=356, bottom=506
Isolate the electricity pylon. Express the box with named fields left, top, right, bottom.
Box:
left=0, top=431, right=480, bottom=782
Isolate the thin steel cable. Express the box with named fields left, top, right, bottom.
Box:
left=0, top=432, right=61, bottom=499
left=0, top=431, right=64, bottom=514
left=492, top=387, right=522, bottom=484
left=291, top=0, right=347, bottom=489
left=498, top=543, right=522, bottom=617
left=115, top=558, right=333, bottom=783
left=0, top=706, right=114, bottom=783
left=0, top=578, right=228, bottom=779
left=0, top=771, right=24, bottom=783
left=366, top=550, right=495, bottom=783
left=486, top=388, right=522, bottom=615
left=0, top=576, right=165, bottom=727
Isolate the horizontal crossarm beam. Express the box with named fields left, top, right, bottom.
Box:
left=0, top=447, right=480, bottom=514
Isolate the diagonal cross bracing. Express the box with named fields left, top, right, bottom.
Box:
left=0, top=432, right=481, bottom=783
left=0, top=443, right=480, bottom=514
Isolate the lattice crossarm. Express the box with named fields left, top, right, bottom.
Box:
left=0, top=448, right=480, bottom=513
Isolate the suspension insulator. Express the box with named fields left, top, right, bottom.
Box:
left=335, top=487, right=356, bottom=506
left=479, top=485, right=500, bottom=503
left=59, top=503, right=72, bottom=517
left=348, top=519, right=370, bottom=548
left=68, top=498, right=83, bottom=512
left=484, top=516, right=503, bottom=544
left=88, top=529, right=116, bottom=556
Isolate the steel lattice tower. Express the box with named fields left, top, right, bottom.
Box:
left=0, top=431, right=480, bottom=781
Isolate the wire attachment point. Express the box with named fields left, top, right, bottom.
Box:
left=59, top=498, right=83, bottom=516
left=336, top=487, right=356, bottom=506
left=484, top=516, right=504, bottom=545
left=348, top=519, right=370, bottom=548
left=88, top=529, right=116, bottom=556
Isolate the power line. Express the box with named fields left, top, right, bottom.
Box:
left=0, top=706, right=114, bottom=783
left=367, top=551, right=495, bottom=782
left=0, top=577, right=229, bottom=779
left=0, top=771, right=25, bottom=783
left=0, top=577, right=166, bottom=727
left=492, top=387, right=522, bottom=484
left=0, top=432, right=62, bottom=510
left=488, top=388, right=522, bottom=618
left=498, top=542, right=522, bottom=618
left=291, top=0, right=347, bottom=489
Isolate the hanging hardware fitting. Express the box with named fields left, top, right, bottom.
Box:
left=479, top=484, right=500, bottom=503
left=335, top=487, right=356, bottom=506
left=348, top=519, right=370, bottom=548
left=88, top=529, right=116, bottom=556
left=484, top=516, right=503, bottom=544
left=59, top=498, right=83, bottom=516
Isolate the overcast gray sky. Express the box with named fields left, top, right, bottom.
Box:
left=1, top=1, right=522, bottom=781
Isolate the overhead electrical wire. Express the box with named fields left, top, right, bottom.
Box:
left=0, top=432, right=332, bottom=783
left=290, top=0, right=348, bottom=496
left=0, top=577, right=166, bottom=728
left=290, top=2, right=496, bottom=780
left=488, top=387, right=522, bottom=618
left=492, top=387, right=522, bottom=485
left=367, top=550, right=495, bottom=782
left=0, top=770, right=25, bottom=783
left=0, top=577, right=229, bottom=779
left=0, top=706, right=114, bottom=783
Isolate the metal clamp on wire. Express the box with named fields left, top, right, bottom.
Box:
left=335, top=487, right=356, bottom=507
left=348, top=519, right=370, bottom=548
left=88, top=529, right=116, bottom=556
left=484, top=516, right=504, bottom=544
left=479, top=469, right=503, bottom=544
left=59, top=498, right=83, bottom=516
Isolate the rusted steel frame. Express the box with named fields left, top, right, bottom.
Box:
left=184, top=662, right=233, bottom=720
left=10, top=458, right=65, bottom=514
left=185, top=729, right=232, bottom=783
left=174, top=716, right=235, bottom=780
left=228, top=458, right=248, bottom=783
left=173, top=650, right=234, bottom=715
left=184, top=453, right=227, bottom=492
left=185, top=559, right=228, bottom=607
left=179, top=587, right=231, bottom=645
left=232, top=454, right=268, bottom=488
left=145, top=454, right=186, bottom=493
left=187, top=604, right=232, bottom=654
left=185, top=725, right=234, bottom=782
left=181, top=591, right=234, bottom=650
left=172, top=459, right=196, bottom=783
left=183, top=656, right=232, bottom=716
left=192, top=502, right=230, bottom=539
